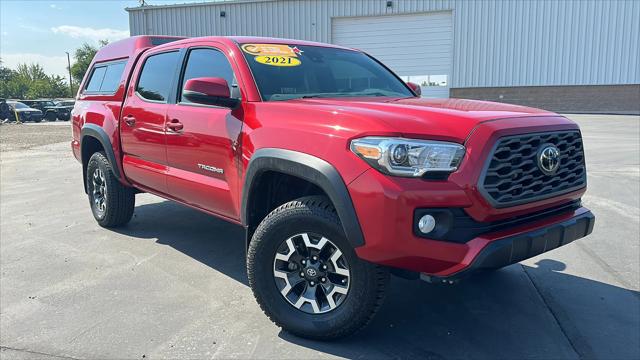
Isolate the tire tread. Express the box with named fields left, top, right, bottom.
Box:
left=87, top=152, right=135, bottom=227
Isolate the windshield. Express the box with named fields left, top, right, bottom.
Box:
left=241, top=44, right=414, bottom=101
left=11, top=102, right=29, bottom=109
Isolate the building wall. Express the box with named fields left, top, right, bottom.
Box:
left=128, top=0, right=640, bottom=90
left=451, top=85, right=640, bottom=114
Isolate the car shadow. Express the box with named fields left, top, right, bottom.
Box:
left=114, top=200, right=639, bottom=360
left=114, top=199, right=249, bottom=285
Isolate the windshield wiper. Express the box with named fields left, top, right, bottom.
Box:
left=269, top=94, right=337, bottom=101
left=300, top=93, right=348, bottom=99
left=271, top=91, right=402, bottom=101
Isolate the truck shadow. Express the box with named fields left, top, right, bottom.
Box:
left=115, top=200, right=639, bottom=360
left=281, top=260, right=639, bottom=359
left=114, top=199, right=249, bottom=285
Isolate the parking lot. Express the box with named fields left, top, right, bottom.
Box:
left=1, top=114, right=638, bottom=359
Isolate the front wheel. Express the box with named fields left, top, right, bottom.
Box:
left=247, top=196, right=388, bottom=340
left=86, top=152, right=135, bottom=227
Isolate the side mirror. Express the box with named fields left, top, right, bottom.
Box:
left=182, top=77, right=239, bottom=108
left=407, top=82, right=422, bottom=96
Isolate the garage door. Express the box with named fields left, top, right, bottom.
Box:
left=332, top=12, right=452, bottom=98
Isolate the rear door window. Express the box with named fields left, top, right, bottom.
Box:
left=136, top=51, right=180, bottom=102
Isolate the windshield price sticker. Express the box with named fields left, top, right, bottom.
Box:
left=255, top=55, right=301, bottom=67
left=242, top=44, right=299, bottom=57
left=242, top=44, right=304, bottom=66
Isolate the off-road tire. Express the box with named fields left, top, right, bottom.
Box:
left=86, top=152, right=135, bottom=227
left=247, top=195, right=389, bottom=340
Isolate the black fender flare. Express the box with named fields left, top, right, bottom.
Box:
left=241, top=148, right=365, bottom=249
left=81, top=124, right=122, bottom=190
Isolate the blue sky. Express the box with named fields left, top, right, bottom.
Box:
left=0, top=0, right=211, bottom=79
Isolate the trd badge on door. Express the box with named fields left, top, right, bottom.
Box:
left=198, top=163, right=224, bottom=174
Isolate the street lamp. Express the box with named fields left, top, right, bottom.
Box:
left=65, top=51, right=73, bottom=97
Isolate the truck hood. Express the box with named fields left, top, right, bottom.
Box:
left=282, top=97, right=558, bottom=143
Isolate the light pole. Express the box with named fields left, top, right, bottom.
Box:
left=65, top=51, right=73, bottom=97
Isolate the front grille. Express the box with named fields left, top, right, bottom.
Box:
left=479, top=130, right=586, bottom=207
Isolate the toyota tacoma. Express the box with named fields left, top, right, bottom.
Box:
left=71, top=36, right=594, bottom=340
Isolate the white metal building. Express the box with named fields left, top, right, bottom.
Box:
left=127, top=0, right=640, bottom=113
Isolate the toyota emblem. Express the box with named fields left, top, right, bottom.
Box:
left=306, top=268, right=317, bottom=277
left=537, top=144, right=560, bottom=175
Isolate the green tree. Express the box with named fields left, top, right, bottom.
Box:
left=70, top=39, right=109, bottom=85
left=0, top=62, right=17, bottom=98
left=0, top=62, right=71, bottom=99
left=0, top=38, right=110, bottom=99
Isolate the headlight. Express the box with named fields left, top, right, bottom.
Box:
left=350, top=137, right=465, bottom=177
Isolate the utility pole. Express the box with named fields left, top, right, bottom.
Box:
left=65, top=51, right=73, bottom=98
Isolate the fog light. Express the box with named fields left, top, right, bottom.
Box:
left=418, top=214, right=436, bottom=234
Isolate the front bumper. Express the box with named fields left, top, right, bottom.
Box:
left=420, top=210, right=594, bottom=282
left=348, top=168, right=592, bottom=277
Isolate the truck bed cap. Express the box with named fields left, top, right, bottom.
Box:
left=94, top=35, right=185, bottom=62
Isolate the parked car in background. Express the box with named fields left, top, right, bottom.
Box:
left=53, top=99, right=75, bottom=121
left=6, top=101, right=43, bottom=122
left=21, top=99, right=58, bottom=121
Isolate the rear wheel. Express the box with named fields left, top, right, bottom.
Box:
left=45, top=111, right=56, bottom=122
left=86, top=152, right=135, bottom=227
left=247, top=196, right=388, bottom=340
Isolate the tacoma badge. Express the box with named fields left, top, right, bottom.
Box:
left=198, top=163, right=224, bottom=174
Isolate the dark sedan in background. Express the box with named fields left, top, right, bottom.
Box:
left=20, top=99, right=58, bottom=121
left=6, top=101, right=43, bottom=122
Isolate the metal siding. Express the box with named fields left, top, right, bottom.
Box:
left=127, top=0, right=639, bottom=87
left=452, top=0, right=640, bottom=87
left=332, top=12, right=453, bottom=98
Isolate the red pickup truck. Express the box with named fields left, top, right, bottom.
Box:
left=71, top=36, right=594, bottom=340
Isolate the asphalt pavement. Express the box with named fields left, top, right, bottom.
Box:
left=1, top=114, right=638, bottom=359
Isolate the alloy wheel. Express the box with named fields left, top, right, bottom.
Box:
left=273, top=232, right=350, bottom=314
left=91, top=168, right=107, bottom=214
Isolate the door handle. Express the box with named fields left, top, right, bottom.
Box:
left=166, top=119, right=183, bottom=132
left=123, top=115, right=136, bottom=127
